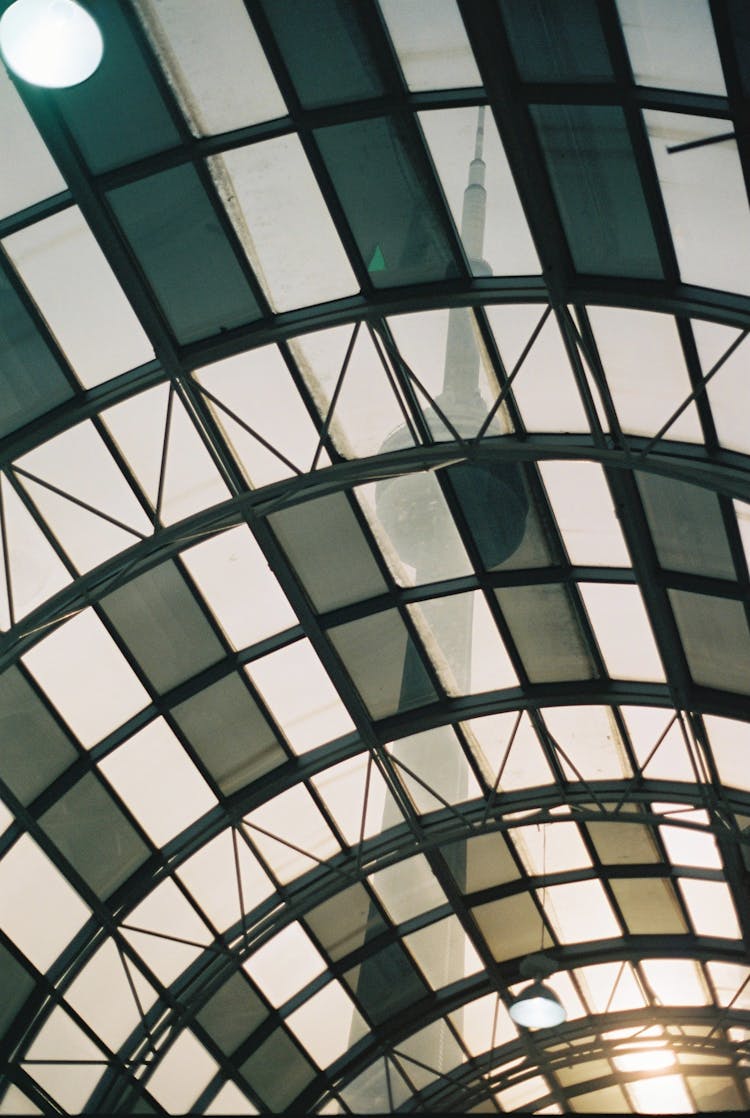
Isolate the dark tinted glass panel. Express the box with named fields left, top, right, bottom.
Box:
left=496, top=583, right=595, bottom=682
left=0, top=265, right=73, bottom=437
left=241, top=1028, right=315, bottom=1110
left=101, top=561, right=224, bottom=692
left=669, top=589, right=750, bottom=694
left=329, top=610, right=437, bottom=719
left=108, top=164, right=261, bottom=343
left=345, top=942, right=429, bottom=1025
left=0, top=666, right=77, bottom=804
left=500, top=0, right=613, bottom=82
left=531, top=104, right=663, bottom=278
left=0, top=942, right=34, bottom=1037
left=171, top=673, right=286, bottom=795
left=196, top=972, right=268, bottom=1055
left=261, top=0, right=387, bottom=108
left=636, top=472, right=735, bottom=580
left=40, top=774, right=150, bottom=899
left=315, top=116, right=461, bottom=287
left=53, top=0, right=181, bottom=173
left=305, top=883, right=387, bottom=961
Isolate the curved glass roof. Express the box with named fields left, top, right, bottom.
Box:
left=2, top=0, right=750, bottom=1113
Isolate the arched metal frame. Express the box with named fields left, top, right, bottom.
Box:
left=1, top=0, right=750, bottom=1113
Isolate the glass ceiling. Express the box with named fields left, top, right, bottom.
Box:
left=1, top=0, right=750, bottom=1113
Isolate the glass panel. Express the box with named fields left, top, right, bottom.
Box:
left=539, top=460, right=630, bottom=566
left=0, top=475, right=71, bottom=622
left=178, top=828, right=273, bottom=933
left=181, top=526, right=297, bottom=650
left=135, top=0, right=286, bottom=133
left=313, top=751, right=400, bottom=844
left=577, top=961, right=646, bottom=1013
left=23, top=1008, right=102, bottom=1112
left=108, top=163, right=260, bottom=344
left=531, top=104, right=662, bottom=278
left=315, top=115, right=461, bottom=287
left=305, top=883, right=387, bottom=963
left=0, top=665, right=77, bottom=805
left=101, top=560, right=225, bottom=692
left=146, top=1030, right=219, bottom=1115
left=637, top=472, right=735, bottom=578
left=243, top=922, right=325, bottom=1007
left=669, top=589, right=750, bottom=694
left=679, top=878, right=740, bottom=938
left=270, top=492, right=388, bottom=612
left=4, top=206, right=153, bottom=388
left=704, top=714, right=750, bottom=792
left=240, top=1028, right=315, bottom=1112
left=512, top=821, right=592, bottom=876
left=409, top=591, right=518, bottom=695
left=641, top=958, right=708, bottom=1004
left=196, top=344, right=322, bottom=487
left=245, top=785, right=340, bottom=884
left=580, top=582, right=665, bottom=683
left=124, top=878, right=211, bottom=985
left=344, top=942, right=429, bottom=1025
left=589, top=307, right=702, bottom=441
left=660, top=809, right=720, bottom=869
left=328, top=609, right=437, bottom=718
left=287, top=981, right=366, bottom=1068
left=247, top=639, right=354, bottom=753
left=610, top=877, right=687, bottom=934
left=357, top=471, right=474, bottom=589
left=16, top=419, right=152, bottom=573
left=587, top=813, right=660, bottom=865
left=65, top=938, right=157, bottom=1052
left=0, top=66, right=66, bottom=218
left=543, top=705, right=631, bottom=780
left=100, top=718, right=217, bottom=847
left=461, top=831, right=520, bottom=893
left=623, top=705, right=695, bottom=781
left=260, top=0, right=385, bottom=108
left=379, top=0, right=481, bottom=90
left=290, top=323, right=410, bottom=459
left=171, top=673, right=285, bottom=795
left=387, top=307, right=509, bottom=438
left=0, top=834, right=90, bottom=971
left=473, top=892, right=552, bottom=960
left=486, top=304, right=589, bottom=432
left=371, top=853, right=446, bottom=924
left=0, top=266, right=73, bottom=439
left=467, top=710, right=554, bottom=790
left=693, top=321, right=750, bottom=455
left=53, top=0, right=180, bottom=172
left=541, top=880, right=620, bottom=943
left=645, top=111, right=750, bottom=295
left=616, top=0, right=725, bottom=94
left=626, top=1075, right=694, bottom=1114
left=389, top=724, right=481, bottom=812
left=22, top=608, right=149, bottom=749
left=419, top=107, right=540, bottom=275
left=214, top=135, right=358, bottom=313
left=496, top=583, right=595, bottom=683
left=404, top=915, right=481, bottom=989
left=501, top=0, right=613, bottom=81
left=39, top=773, right=149, bottom=899
left=196, top=970, right=268, bottom=1056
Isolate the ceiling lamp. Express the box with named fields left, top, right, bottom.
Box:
left=509, top=953, right=567, bottom=1030
left=0, top=0, right=103, bottom=88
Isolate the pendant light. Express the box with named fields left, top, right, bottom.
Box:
left=0, top=0, right=103, bottom=88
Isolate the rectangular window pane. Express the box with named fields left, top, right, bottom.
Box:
left=532, top=104, right=662, bottom=278
left=315, top=115, right=461, bottom=287
left=108, top=164, right=261, bottom=343
left=214, top=135, right=358, bottom=312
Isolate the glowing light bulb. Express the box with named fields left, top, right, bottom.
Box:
left=0, top=0, right=103, bottom=88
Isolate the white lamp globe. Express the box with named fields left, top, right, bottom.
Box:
left=509, top=980, right=566, bottom=1029
left=0, top=0, right=103, bottom=88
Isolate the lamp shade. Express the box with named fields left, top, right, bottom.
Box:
left=509, top=980, right=566, bottom=1029
left=0, top=0, right=103, bottom=88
